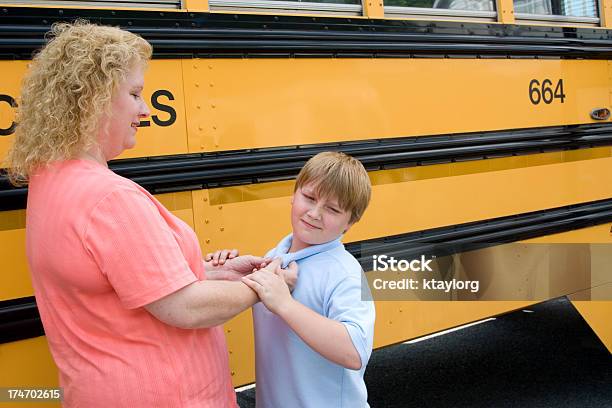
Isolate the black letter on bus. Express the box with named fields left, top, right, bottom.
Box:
left=0, top=94, right=17, bottom=136
left=151, top=90, right=176, bottom=127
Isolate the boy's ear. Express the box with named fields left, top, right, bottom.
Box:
left=343, top=221, right=355, bottom=235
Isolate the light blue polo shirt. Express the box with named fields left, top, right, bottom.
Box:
left=253, top=234, right=375, bottom=408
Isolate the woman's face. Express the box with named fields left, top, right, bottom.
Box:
left=98, top=65, right=150, bottom=160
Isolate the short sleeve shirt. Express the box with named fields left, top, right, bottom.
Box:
left=253, top=234, right=376, bottom=408
left=26, top=160, right=236, bottom=408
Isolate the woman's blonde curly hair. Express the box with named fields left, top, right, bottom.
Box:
left=5, top=21, right=152, bottom=186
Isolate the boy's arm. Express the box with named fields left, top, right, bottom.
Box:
left=242, top=268, right=362, bottom=370
left=281, top=298, right=362, bottom=370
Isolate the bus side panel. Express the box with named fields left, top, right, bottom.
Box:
left=0, top=337, right=60, bottom=408
left=572, top=302, right=612, bottom=353
left=192, top=155, right=612, bottom=259
left=0, top=60, right=188, bottom=160
left=182, top=59, right=609, bottom=152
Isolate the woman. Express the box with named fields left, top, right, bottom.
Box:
left=6, top=22, right=289, bottom=407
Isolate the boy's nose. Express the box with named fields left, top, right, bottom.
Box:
left=307, top=205, right=322, bottom=220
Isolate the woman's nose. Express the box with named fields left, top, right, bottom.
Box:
left=140, top=101, right=151, bottom=118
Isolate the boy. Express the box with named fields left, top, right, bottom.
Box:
left=242, top=151, right=375, bottom=408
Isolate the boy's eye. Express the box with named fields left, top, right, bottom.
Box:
left=328, top=207, right=341, bottom=214
left=303, top=193, right=314, bottom=201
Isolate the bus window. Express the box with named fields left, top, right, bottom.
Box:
left=514, top=0, right=599, bottom=23
left=210, top=0, right=363, bottom=15
left=6, top=0, right=181, bottom=9
left=253, top=0, right=361, bottom=3
left=384, top=0, right=497, bottom=20
left=385, top=0, right=495, bottom=11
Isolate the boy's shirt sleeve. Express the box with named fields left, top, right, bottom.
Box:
left=324, top=271, right=376, bottom=369
left=83, top=187, right=197, bottom=309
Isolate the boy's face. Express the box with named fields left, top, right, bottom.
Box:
left=290, top=183, right=353, bottom=252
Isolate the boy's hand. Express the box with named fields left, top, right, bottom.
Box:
left=278, top=261, right=298, bottom=292
left=242, top=259, right=294, bottom=314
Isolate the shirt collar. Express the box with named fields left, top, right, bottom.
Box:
left=270, top=233, right=343, bottom=268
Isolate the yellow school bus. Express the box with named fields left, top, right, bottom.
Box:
left=0, top=0, right=611, bottom=405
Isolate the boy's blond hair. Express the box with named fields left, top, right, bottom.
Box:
left=295, top=151, right=371, bottom=224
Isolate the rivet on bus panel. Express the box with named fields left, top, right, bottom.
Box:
left=220, top=227, right=224, bottom=232
left=219, top=206, right=223, bottom=210
left=206, top=239, right=210, bottom=244
left=205, top=219, right=209, bottom=223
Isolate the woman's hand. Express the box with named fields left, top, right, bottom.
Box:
left=205, top=248, right=238, bottom=266
left=205, top=254, right=271, bottom=281
left=204, top=248, right=272, bottom=281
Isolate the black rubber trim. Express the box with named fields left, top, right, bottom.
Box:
left=3, top=197, right=612, bottom=344
left=1, top=6, right=612, bottom=59
left=0, top=296, right=43, bottom=344
left=2, top=123, right=612, bottom=211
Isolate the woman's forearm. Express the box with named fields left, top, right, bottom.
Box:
left=278, top=299, right=362, bottom=370
left=145, top=280, right=258, bottom=329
